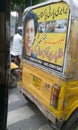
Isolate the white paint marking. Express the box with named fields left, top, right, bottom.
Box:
left=8, top=93, right=21, bottom=104
left=7, top=105, right=35, bottom=125
left=37, top=124, right=53, bottom=130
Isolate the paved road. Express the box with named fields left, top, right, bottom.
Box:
left=7, top=87, right=54, bottom=130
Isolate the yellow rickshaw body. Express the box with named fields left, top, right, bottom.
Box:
left=18, top=0, right=78, bottom=129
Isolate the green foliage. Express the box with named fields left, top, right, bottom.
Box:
left=11, top=0, right=46, bottom=11
left=11, top=0, right=26, bottom=11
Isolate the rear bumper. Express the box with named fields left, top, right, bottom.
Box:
left=17, top=85, right=63, bottom=130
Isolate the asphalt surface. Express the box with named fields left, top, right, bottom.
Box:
left=7, top=87, right=54, bottom=130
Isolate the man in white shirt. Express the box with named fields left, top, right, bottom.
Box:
left=10, top=29, right=22, bottom=65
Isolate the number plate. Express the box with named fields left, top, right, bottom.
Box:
left=32, top=75, right=41, bottom=89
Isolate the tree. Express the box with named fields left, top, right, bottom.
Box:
left=11, top=0, right=26, bottom=26
left=11, top=0, right=46, bottom=11
left=11, top=0, right=46, bottom=26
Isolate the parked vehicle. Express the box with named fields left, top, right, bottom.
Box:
left=18, top=0, right=78, bottom=130
left=9, top=62, right=20, bottom=88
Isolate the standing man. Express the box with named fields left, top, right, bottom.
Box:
left=10, top=29, right=22, bottom=64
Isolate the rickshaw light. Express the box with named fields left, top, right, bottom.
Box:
left=51, top=84, right=60, bottom=109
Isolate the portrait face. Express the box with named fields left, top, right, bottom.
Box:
left=25, top=19, right=35, bottom=48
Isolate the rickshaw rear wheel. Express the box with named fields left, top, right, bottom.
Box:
left=61, top=108, right=78, bottom=130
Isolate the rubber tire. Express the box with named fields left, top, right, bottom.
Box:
left=9, top=71, right=17, bottom=88
left=61, top=109, right=78, bottom=130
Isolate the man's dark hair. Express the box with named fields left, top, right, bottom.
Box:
left=15, top=28, right=22, bottom=36
left=23, top=10, right=38, bottom=36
